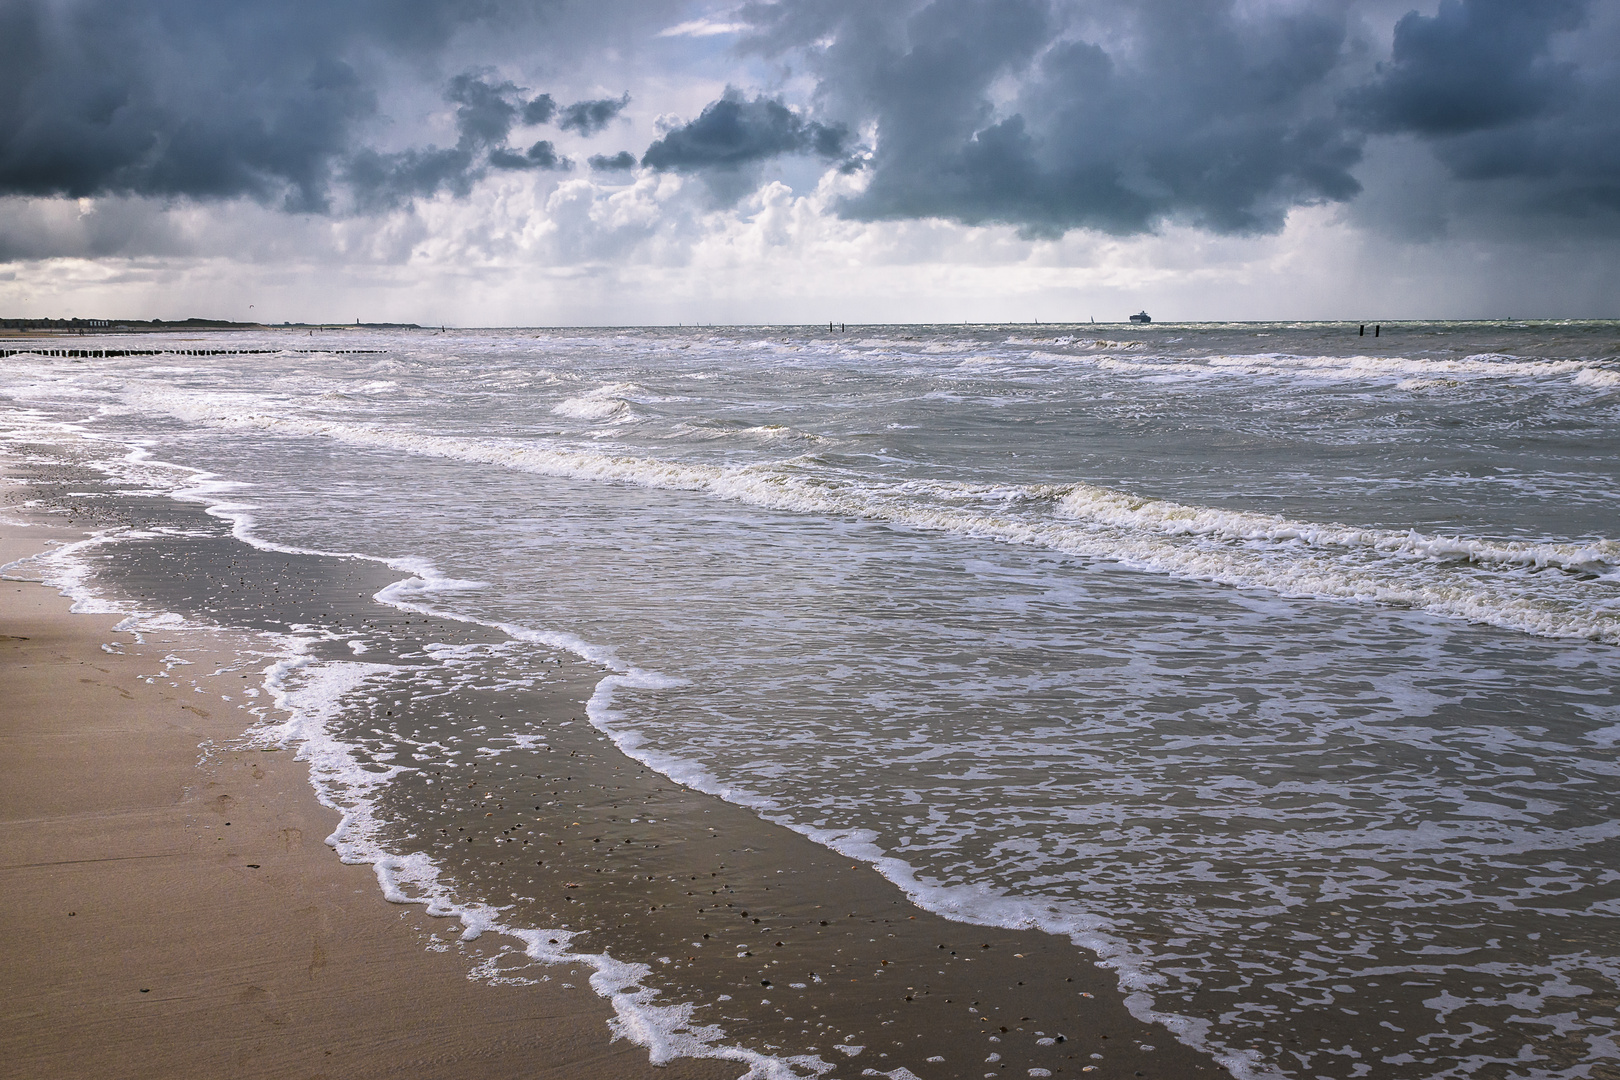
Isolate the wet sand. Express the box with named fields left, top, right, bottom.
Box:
left=1, top=456, right=1223, bottom=1079
left=0, top=506, right=734, bottom=1079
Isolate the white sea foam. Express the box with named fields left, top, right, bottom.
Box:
left=8, top=328, right=1620, bottom=1078
left=96, top=423, right=1282, bottom=1077
left=1575, top=367, right=1620, bottom=388
left=1, top=449, right=830, bottom=1080
left=966, top=347, right=1620, bottom=390
left=1200, top=352, right=1593, bottom=381
left=113, top=390, right=1620, bottom=644
left=1005, top=337, right=1146, bottom=351
left=576, top=656, right=1282, bottom=1080
left=552, top=395, right=633, bottom=421
left=1053, top=481, right=1618, bottom=575
left=1029, top=349, right=1615, bottom=387
left=666, top=421, right=825, bottom=444
left=253, top=649, right=832, bottom=1080
left=0, top=530, right=127, bottom=615
left=0, top=415, right=816, bottom=1076
left=550, top=381, right=681, bottom=422
left=1395, top=377, right=1460, bottom=391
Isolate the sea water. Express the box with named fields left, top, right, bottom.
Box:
left=3, top=321, right=1619, bottom=1078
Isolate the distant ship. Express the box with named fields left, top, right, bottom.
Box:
left=1129, top=311, right=1152, bottom=324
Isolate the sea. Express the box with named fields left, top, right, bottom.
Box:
left=2, top=321, right=1618, bottom=1080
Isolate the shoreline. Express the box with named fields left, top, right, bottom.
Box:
left=0, top=456, right=1221, bottom=1079
left=0, top=503, right=735, bottom=1079
left=2, top=320, right=1616, bottom=1078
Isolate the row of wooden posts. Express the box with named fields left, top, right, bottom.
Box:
left=0, top=347, right=384, bottom=358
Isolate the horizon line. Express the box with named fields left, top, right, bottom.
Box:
left=6, top=316, right=1619, bottom=332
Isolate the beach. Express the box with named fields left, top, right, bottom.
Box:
left=0, top=502, right=753, bottom=1079
left=0, top=471, right=1204, bottom=1078
left=2, top=322, right=1617, bottom=1079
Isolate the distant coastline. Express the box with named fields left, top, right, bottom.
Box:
left=5, top=316, right=1616, bottom=340
left=0, top=317, right=423, bottom=337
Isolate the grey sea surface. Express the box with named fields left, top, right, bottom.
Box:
left=2, top=321, right=1618, bottom=1079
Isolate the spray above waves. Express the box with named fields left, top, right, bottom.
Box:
left=123, top=391, right=1620, bottom=645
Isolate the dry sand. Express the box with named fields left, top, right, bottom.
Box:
left=0, top=515, right=734, bottom=1080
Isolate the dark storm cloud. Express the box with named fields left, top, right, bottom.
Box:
left=557, top=95, right=631, bottom=136
left=344, top=76, right=570, bottom=207
left=8, top=0, right=1616, bottom=239
left=641, top=90, right=851, bottom=172
left=491, top=141, right=571, bottom=171
left=711, top=0, right=1620, bottom=235
left=0, top=0, right=645, bottom=212
left=523, top=141, right=568, bottom=170
left=589, top=151, right=637, bottom=171
left=522, top=95, right=559, bottom=126
left=1346, top=0, right=1619, bottom=217
left=344, top=146, right=477, bottom=206
left=1350, top=0, right=1586, bottom=136
left=447, top=74, right=523, bottom=147
left=0, top=0, right=494, bottom=211
left=731, top=0, right=1365, bottom=235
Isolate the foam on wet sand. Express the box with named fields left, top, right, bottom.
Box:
left=0, top=504, right=737, bottom=1080
left=0, top=473, right=1218, bottom=1078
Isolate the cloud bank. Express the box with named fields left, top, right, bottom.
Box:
left=727, top=0, right=1619, bottom=237
left=642, top=90, right=850, bottom=172
left=2, top=0, right=1618, bottom=322
left=5, top=0, right=1616, bottom=236
left=0, top=0, right=655, bottom=212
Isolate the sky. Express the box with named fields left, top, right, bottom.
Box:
left=2, top=0, right=1618, bottom=325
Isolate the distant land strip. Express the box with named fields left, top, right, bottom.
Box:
left=0, top=347, right=384, bottom=358
left=1, top=317, right=424, bottom=333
